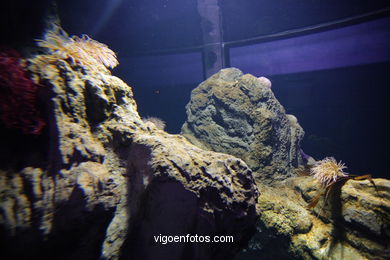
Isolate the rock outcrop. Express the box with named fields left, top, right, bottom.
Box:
left=181, top=68, right=305, bottom=183
left=237, top=176, right=390, bottom=260
left=176, top=69, right=390, bottom=260
left=0, top=58, right=259, bottom=259
left=1, top=56, right=388, bottom=260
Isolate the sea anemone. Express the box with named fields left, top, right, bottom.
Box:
left=257, top=76, right=272, bottom=88
left=310, top=157, right=348, bottom=187
left=35, top=24, right=118, bottom=73
left=143, top=116, right=166, bottom=130
left=307, top=157, right=375, bottom=210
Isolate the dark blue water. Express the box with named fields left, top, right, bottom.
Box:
left=271, top=62, right=390, bottom=178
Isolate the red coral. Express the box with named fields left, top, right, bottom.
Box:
left=0, top=48, right=45, bottom=135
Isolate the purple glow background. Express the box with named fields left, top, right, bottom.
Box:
left=230, top=17, right=390, bottom=76
left=115, top=17, right=390, bottom=89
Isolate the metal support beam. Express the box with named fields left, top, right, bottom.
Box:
left=197, top=0, right=225, bottom=79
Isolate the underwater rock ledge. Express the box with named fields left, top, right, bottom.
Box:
left=239, top=176, right=390, bottom=260
left=0, top=57, right=258, bottom=259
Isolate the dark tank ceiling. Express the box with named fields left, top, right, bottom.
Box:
left=57, top=0, right=390, bottom=55
left=221, top=0, right=390, bottom=42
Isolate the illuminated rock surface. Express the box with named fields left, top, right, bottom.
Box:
left=1, top=61, right=388, bottom=260
left=237, top=177, right=390, bottom=260
left=0, top=58, right=258, bottom=260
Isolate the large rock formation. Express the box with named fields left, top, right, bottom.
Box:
left=0, top=57, right=259, bottom=259
left=1, top=53, right=388, bottom=260
left=181, top=68, right=305, bottom=183
left=180, top=68, right=389, bottom=260
left=237, top=176, right=390, bottom=260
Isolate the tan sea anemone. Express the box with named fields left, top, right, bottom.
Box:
left=143, top=116, right=166, bottom=130
left=310, top=157, right=348, bottom=186
left=35, top=24, right=118, bottom=73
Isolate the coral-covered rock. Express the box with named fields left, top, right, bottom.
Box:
left=181, top=68, right=305, bottom=183
left=0, top=56, right=258, bottom=259
left=238, top=176, right=390, bottom=260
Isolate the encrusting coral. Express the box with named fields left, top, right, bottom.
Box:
left=0, top=48, right=46, bottom=134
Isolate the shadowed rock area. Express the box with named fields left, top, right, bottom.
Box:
left=181, top=68, right=305, bottom=183
left=0, top=57, right=258, bottom=259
